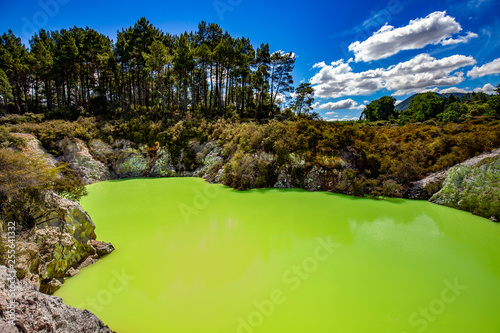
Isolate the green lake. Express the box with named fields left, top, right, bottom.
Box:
left=54, top=177, right=500, bottom=332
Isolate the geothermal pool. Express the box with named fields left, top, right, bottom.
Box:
left=55, top=178, right=500, bottom=332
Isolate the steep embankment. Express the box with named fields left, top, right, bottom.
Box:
left=42, top=134, right=500, bottom=221
left=403, top=148, right=500, bottom=221
left=0, top=265, right=113, bottom=332
left=430, top=154, right=500, bottom=221
left=1, top=134, right=114, bottom=292
left=0, top=134, right=114, bottom=330
left=0, top=190, right=114, bottom=294
left=404, top=148, right=500, bottom=198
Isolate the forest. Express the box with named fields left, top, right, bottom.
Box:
left=0, top=18, right=305, bottom=122
left=1, top=17, right=499, bottom=125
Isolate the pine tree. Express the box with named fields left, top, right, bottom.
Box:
left=292, top=83, right=314, bottom=116
left=173, top=33, right=195, bottom=114
left=270, top=51, right=295, bottom=112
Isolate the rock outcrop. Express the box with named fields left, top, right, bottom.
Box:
left=274, top=169, right=293, bottom=188
left=13, top=133, right=58, bottom=169
left=0, top=265, right=114, bottom=332
left=4, top=191, right=114, bottom=294
left=304, top=166, right=327, bottom=191
left=110, top=141, right=150, bottom=178
left=430, top=155, right=500, bottom=221
left=403, top=170, right=448, bottom=200
left=57, top=138, right=110, bottom=184
left=404, top=148, right=500, bottom=200
left=89, top=139, right=176, bottom=178
left=3, top=135, right=115, bottom=293
left=1, top=134, right=115, bottom=330
left=193, top=141, right=224, bottom=183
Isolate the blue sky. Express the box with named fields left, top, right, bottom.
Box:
left=1, top=0, right=499, bottom=120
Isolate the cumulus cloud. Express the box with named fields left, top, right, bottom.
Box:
left=314, top=99, right=365, bottom=111
left=385, top=54, right=476, bottom=95
left=467, top=58, right=500, bottom=78
left=310, top=59, right=383, bottom=98
left=348, top=11, right=471, bottom=62
left=436, top=83, right=496, bottom=95
left=474, top=83, right=497, bottom=94
left=310, top=53, right=476, bottom=98
left=441, top=31, right=478, bottom=45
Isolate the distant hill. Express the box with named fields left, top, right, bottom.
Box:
left=395, top=92, right=467, bottom=112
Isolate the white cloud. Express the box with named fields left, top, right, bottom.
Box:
left=312, top=61, right=327, bottom=69
left=467, top=58, right=500, bottom=78
left=348, top=11, right=469, bottom=62
left=325, top=116, right=359, bottom=122
left=410, top=87, right=440, bottom=95
left=435, top=83, right=496, bottom=95
left=325, top=111, right=338, bottom=115
left=439, top=87, right=469, bottom=94
left=441, top=31, right=478, bottom=45
left=386, top=54, right=476, bottom=96
left=314, top=99, right=365, bottom=111
left=310, top=59, right=384, bottom=98
left=474, top=83, right=496, bottom=94
left=310, top=53, right=476, bottom=98
left=275, top=93, right=286, bottom=104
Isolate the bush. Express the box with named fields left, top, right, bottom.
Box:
left=222, top=150, right=276, bottom=190
left=399, top=93, right=444, bottom=124
left=437, top=102, right=467, bottom=122
left=0, top=113, right=45, bottom=125
left=0, top=148, right=87, bottom=229
left=381, top=179, right=402, bottom=197
left=361, top=96, right=396, bottom=121
left=0, top=126, right=24, bottom=148
left=47, top=106, right=82, bottom=121
left=487, top=95, right=500, bottom=117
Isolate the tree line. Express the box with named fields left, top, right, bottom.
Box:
left=0, top=18, right=314, bottom=121
left=361, top=88, right=500, bottom=124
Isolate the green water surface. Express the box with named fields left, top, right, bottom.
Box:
left=55, top=178, right=500, bottom=332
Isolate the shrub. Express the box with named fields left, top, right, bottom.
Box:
left=487, top=95, right=500, bottom=117
left=381, top=179, right=402, bottom=197
left=437, top=102, right=468, bottom=122
left=0, top=148, right=87, bottom=229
